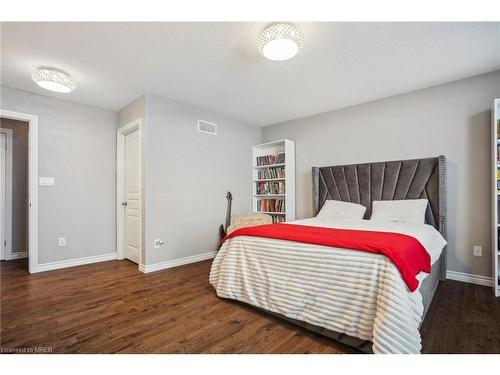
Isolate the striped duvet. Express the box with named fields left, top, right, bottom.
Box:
left=209, top=218, right=446, bottom=354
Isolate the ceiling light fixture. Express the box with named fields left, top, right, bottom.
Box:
left=31, top=67, right=76, bottom=93
left=258, top=23, right=304, bottom=61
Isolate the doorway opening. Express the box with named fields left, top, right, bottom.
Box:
left=0, top=110, right=38, bottom=273
left=0, top=118, right=29, bottom=268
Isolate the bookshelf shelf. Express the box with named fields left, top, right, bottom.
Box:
left=253, top=163, right=286, bottom=169
left=254, top=211, right=286, bottom=215
left=253, top=178, right=286, bottom=182
left=252, top=139, right=295, bottom=223
left=492, top=98, right=500, bottom=297
left=254, top=194, right=286, bottom=197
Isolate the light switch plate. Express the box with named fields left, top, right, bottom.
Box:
left=39, top=177, right=55, bottom=187
left=58, top=237, right=66, bottom=247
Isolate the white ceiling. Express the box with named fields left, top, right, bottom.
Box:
left=1, top=22, right=499, bottom=126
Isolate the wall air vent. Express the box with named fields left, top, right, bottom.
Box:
left=197, top=119, right=217, bottom=135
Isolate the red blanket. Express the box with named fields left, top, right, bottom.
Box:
left=222, top=223, right=431, bottom=292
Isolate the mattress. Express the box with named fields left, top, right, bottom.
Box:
left=209, top=218, right=447, bottom=354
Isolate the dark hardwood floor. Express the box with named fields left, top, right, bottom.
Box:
left=1, top=258, right=499, bottom=354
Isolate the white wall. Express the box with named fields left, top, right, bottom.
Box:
left=143, top=94, right=261, bottom=265
left=262, top=70, right=500, bottom=278
left=1, top=86, right=117, bottom=264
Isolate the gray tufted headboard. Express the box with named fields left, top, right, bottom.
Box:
left=312, top=155, right=447, bottom=279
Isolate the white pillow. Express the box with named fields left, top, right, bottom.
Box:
left=370, top=199, right=428, bottom=224
left=316, top=200, right=366, bottom=221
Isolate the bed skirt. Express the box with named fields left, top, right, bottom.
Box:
left=216, top=256, right=442, bottom=354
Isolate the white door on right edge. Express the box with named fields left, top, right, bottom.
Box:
left=123, top=129, right=140, bottom=264
left=0, top=132, right=5, bottom=261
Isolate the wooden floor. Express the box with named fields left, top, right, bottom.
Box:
left=1, top=258, right=499, bottom=354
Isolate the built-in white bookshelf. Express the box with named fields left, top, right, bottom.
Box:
left=492, top=98, right=500, bottom=297
left=252, top=139, right=295, bottom=223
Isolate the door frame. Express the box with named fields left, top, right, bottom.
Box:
left=0, top=110, right=38, bottom=273
left=116, top=119, right=142, bottom=268
left=0, top=128, right=13, bottom=260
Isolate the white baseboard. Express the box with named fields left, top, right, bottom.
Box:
left=36, top=252, right=118, bottom=273
left=140, top=251, right=217, bottom=274
left=446, top=270, right=493, bottom=287
left=5, top=251, right=27, bottom=260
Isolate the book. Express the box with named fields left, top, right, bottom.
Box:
left=255, top=181, right=285, bottom=195
left=256, top=198, right=285, bottom=213
left=256, top=152, right=286, bottom=166
left=257, top=166, right=285, bottom=179
left=271, top=215, right=285, bottom=223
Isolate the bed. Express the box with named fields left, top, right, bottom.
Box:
left=210, top=156, right=447, bottom=354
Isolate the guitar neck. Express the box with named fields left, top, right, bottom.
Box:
left=225, top=200, right=232, bottom=229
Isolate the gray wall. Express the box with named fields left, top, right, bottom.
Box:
left=118, top=95, right=146, bottom=128
left=143, top=94, right=261, bottom=265
left=0, top=118, right=29, bottom=253
left=263, top=70, right=500, bottom=278
left=3, top=69, right=496, bottom=279
left=1, top=86, right=117, bottom=264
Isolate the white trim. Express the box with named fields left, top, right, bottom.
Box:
left=5, top=251, right=27, bottom=260
left=493, top=98, right=500, bottom=297
left=0, top=128, right=13, bottom=261
left=140, top=251, right=217, bottom=274
left=253, top=139, right=287, bottom=147
left=117, top=119, right=142, bottom=268
left=446, top=270, right=494, bottom=287
left=0, top=110, right=38, bottom=273
left=37, top=252, right=118, bottom=273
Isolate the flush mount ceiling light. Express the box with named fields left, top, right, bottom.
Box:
left=258, top=23, right=304, bottom=61
left=31, top=67, right=76, bottom=93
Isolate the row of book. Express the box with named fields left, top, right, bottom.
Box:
left=256, top=152, right=285, bottom=166
left=497, top=118, right=500, bottom=161
left=256, top=182, right=285, bottom=195
left=257, top=166, right=285, bottom=179
left=257, top=199, right=285, bottom=213
left=271, top=215, right=285, bottom=223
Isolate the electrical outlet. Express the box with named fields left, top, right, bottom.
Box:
left=58, top=237, right=67, bottom=247
left=154, top=239, right=165, bottom=249
left=473, top=246, right=482, bottom=257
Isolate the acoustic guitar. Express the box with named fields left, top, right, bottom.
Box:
left=219, top=191, right=232, bottom=241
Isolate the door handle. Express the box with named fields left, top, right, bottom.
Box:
left=121, top=201, right=128, bottom=206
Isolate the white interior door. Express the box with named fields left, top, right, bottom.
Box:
left=123, top=130, right=141, bottom=264
left=0, top=132, right=6, bottom=260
